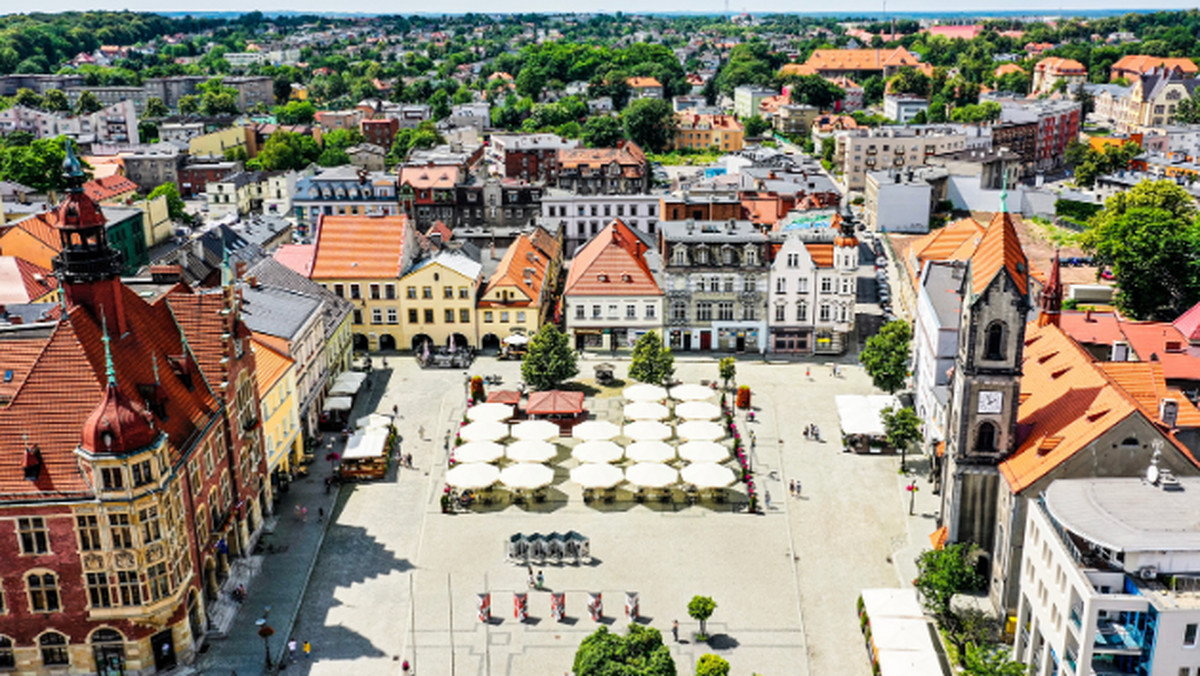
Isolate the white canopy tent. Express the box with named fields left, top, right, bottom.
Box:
left=446, top=462, right=501, bottom=489
left=625, top=441, right=676, bottom=464
left=677, top=420, right=725, bottom=442
left=674, top=401, right=721, bottom=420
left=511, top=419, right=560, bottom=441
left=499, top=463, right=555, bottom=489
left=624, top=462, right=678, bottom=488
left=505, top=440, right=557, bottom=463
left=834, top=395, right=901, bottom=436
left=623, top=383, right=668, bottom=402
left=571, top=441, right=624, bottom=464
left=623, top=420, right=672, bottom=442
left=669, top=384, right=715, bottom=401
left=572, top=420, right=621, bottom=441
left=453, top=441, right=505, bottom=464
left=623, top=402, right=670, bottom=420
left=342, top=428, right=389, bottom=461
left=467, top=403, right=515, bottom=422
left=459, top=420, right=509, bottom=443
left=569, top=463, right=625, bottom=489
left=355, top=413, right=393, bottom=430
left=502, top=333, right=529, bottom=345
left=329, top=371, right=367, bottom=397
left=680, top=462, right=737, bottom=488
left=677, top=440, right=729, bottom=463
left=323, top=396, right=353, bottom=413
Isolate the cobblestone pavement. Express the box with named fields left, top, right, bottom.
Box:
left=203, top=353, right=938, bottom=676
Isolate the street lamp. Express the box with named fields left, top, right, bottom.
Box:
left=256, top=618, right=274, bottom=668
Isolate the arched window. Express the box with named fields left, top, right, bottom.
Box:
left=90, top=628, right=123, bottom=644
left=985, top=322, right=1006, bottom=361
left=976, top=422, right=997, bottom=453
left=0, top=636, right=14, bottom=669
left=39, top=632, right=68, bottom=666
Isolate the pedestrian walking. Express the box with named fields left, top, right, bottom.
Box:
left=318, top=507, right=325, bottom=522
left=418, top=425, right=426, bottom=440
left=789, top=479, right=796, bottom=497
left=301, top=506, right=308, bottom=522
left=536, top=571, right=544, bottom=590
left=672, top=619, right=679, bottom=642
left=393, top=404, right=399, bottom=416
left=303, top=641, right=311, bottom=659
left=293, top=504, right=301, bottom=521
left=527, top=566, right=535, bottom=589
left=796, top=479, right=802, bottom=496
left=402, top=659, right=410, bottom=674
left=806, top=366, right=811, bottom=378
left=288, top=638, right=297, bottom=662
left=765, top=490, right=771, bottom=510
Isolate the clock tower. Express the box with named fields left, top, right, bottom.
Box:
left=939, top=200, right=1031, bottom=556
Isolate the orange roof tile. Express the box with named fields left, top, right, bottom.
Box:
left=399, top=166, right=459, bottom=190
left=805, top=243, right=835, bottom=268
left=559, top=142, right=647, bottom=171
left=779, top=63, right=819, bottom=77
left=0, top=256, right=57, bottom=303
left=627, top=77, right=662, bottom=89
left=83, top=174, right=138, bottom=203
left=803, top=47, right=923, bottom=72
left=1035, top=57, right=1087, bottom=75
left=1099, top=361, right=1200, bottom=428
left=1117, top=321, right=1200, bottom=383
left=969, top=212, right=1029, bottom=297
left=1058, top=309, right=1124, bottom=345
left=1111, top=55, right=1198, bottom=75
left=564, top=220, right=661, bottom=297
left=250, top=334, right=294, bottom=394
left=526, top=389, right=584, bottom=415
left=0, top=333, right=49, bottom=404
left=481, top=229, right=555, bottom=307
left=310, top=214, right=411, bottom=280
left=994, top=63, right=1026, bottom=77
left=903, top=217, right=985, bottom=283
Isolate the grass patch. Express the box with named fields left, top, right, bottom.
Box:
left=647, top=149, right=723, bottom=165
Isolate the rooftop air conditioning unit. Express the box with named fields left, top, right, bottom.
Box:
left=1139, top=566, right=1158, bottom=580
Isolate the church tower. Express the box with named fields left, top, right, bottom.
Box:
left=940, top=193, right=1031, bottom=555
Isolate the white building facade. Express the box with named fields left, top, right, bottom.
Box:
left=766, top=232, right=859, bottom=354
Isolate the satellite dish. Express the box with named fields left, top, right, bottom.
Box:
left=1147, top=464, right=1160, bottom=485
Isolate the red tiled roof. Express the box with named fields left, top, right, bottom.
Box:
left=0, top=256, right=57, bottom=303
left=83, top=175, right=138, bottom=203
left=805, top=243, right=835, bottom=268
left=1175, top=301, right=1200, bottom=342
left=1099, top=361, right=1200, bottom=428
left=480, top=230, right=556, bottom=308
left=559, top=142, right=647, bottom=171
left=779, top=63, right=819, bottom=77
left=250, top=334, right=294, bottom=395
left=486, top=390, right=521, bottom=405
left=0, top=333, right=50, bottom=404
left=526, top=389, right=584, bottom=415
left=311, top=214, right=410, bottom=280
left=970, top=212, right=1028, bottom=297
left=803, top=47, right=923, bottom=72
left=1111, top=55, right=1198, bottom=75
left=273, top=244, right=315, bottom=277
left=399, top=166, right=459, bottom=190
left=994, top=63, right=1026, bottom=77
left=927, top=25, right=983, bottom=40
left=564, top=220, right=661, bottom=297
left=627, top=77, right=662, bottom=89
left=1058, top=310, right=1124, bottom=346
left=1035, top=57, right=1086, bottom=75
left=1117, top=321, right=1200, bottom=383
left=903, top=217, right=985, bottom=283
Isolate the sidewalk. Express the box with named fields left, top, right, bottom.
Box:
left=891, top=453, right=942, bottom=589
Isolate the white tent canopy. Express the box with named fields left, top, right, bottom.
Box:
left=623, top=402, right=670, bottom=420
left=355, top=413, right=393, bottom=430
left=624, top=462, right=678, bottom=488
left=623, top=383, right=668, bottom=402
left=680, top=462, right=736, bottom=488
left=502, top=333, right=529, bottom=345
left=467, top=402, right=516, bottom=422
left=569, top=463, right=624, bottom=489
left=677, top=441, right=729, bottom=463
left=834, top=395, right=900, bottom=436
left=506, top=440, right=557, bottom=463
left=572, top=420, right=621, bottom=441
left=625, top=441, right=676, bottom=463
left=454, top=441, right=505, bottom=464
left=459, top=420, right=509, bottom=443
left=342, top=428, right=389, bottom=461
left=677, top=420, right=725, bottom=442
left=511, top=419, right=560, bottom=441
left=623, top=420, right=672, bottom=442
left=499, top=463, right=555, bottom=489
left=323, top=396, right=353, bottom=413
left=329, top=371, right=367, bottom=397
left=675, top=401, right=721, bottom=420
left=669, top=384, right=715, bottom=401
left=446, top=462, right=500, bottom=489
left=571, top=441, right=624, bottom=464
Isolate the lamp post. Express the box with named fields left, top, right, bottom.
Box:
left=256, top=617, right=274, bottom=668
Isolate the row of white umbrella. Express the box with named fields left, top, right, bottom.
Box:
left=624, top=383, right=716, bottom=402
left=447, top=461, right=737, bottom=491
left=455, top=439, right=731, bottom=465
left=459, top=419, right=561, bottom=443
left=460, top=419, right=726, bottom=444
left=621, top=400, right=721, bottom=421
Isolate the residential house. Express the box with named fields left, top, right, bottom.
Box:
left=398, top=165, right=459, bottom=229
left=251, top=336, right=301, bottom=479
left=766, top=218, right=859, bottom=354
left=1110, top=54, right=1198, bottom=82
left=492, top=134, right=580, bottom=183
left=911, top=260, right=968, bottom=456
left=360, top=117, right=399, bottom=149
left=83, top=175, right=139, bottom=204
left=833, top=125, right=974, bottom=191
left=733, top=85, right=777, bottom=120
left=121, top=144, right=183, bottom=194
left=627, top=77, right=664, bottom=100
left=863, top=167, right=945, bottom=233
left=564, top=219, right=664, bottom=351
left=990, top=97, right=1081, bottom=174
left=397, top=248, right=483, bottom=351
left=1031, top=57, right=1087, bottom=95
left=883, top=95, right=929, bottom=123
left=784, top=47, right=932, bottom=79
left=178, top=159, right=241, bottom=198
left=540, top=190, right=662, bottom=252
left=205, top=171, right=267, bottom=220
left=292, top=166, right=400, bottom=228
left=222, top=76, right=274, bottom=111
left=345, top=144, right=387, bottom=172
left=556, top=142, right=650, bottom=195
left=0, top=256, right=58, bottom=304
left=674, top=114, right=745, bottom=152
left=0, top=101, right=140, bottom=148
left=476, top=227, right=562, bottom=350
left=448, top=102, right=491, bottom=130
left=189, top=126, right=255, bottom=161
left=774, top=104, right=821, bottom=135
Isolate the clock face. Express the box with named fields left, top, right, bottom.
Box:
left=978, top=391, right=1004, bottom=414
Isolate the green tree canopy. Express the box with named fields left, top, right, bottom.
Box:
left=1080, top=180, right=1200, bottom=320
left=0, top=136, right=75, bottom=194
left=582, top=115, right=625, bottom=148
left=273, top=100, right=317, bottom=125
left=881, top=406, right=922, bottom=452
left=521, top=324, right=578, bottom=390
left=742, top=114, right=770, bottom=138
left=914, top=543, right=984, bottom=620
left=253, top=129, right=321, bottom=171
left=74, top=90, right=103, bottom=115
left=572, top=625, right=676, bottom=676
left=962, top=643, right=1026, bottom=676
left=695, top=654, right=730, bottom=676
left=687, top=596, right=717, bottom=637
left=718, top=356, right=736, bottom=390
left=42, top=89, right=69, bottom=112
left=622, top=97, right=676, bottom=153
left=178, top=95, right=200, bottom=116
left=144, top=96, right=169, bottom=118
left=860, top=320, right=912, bottom=394
left=147, top=182, right=188, bottom=222
left=888, top=69, right=931, bottom=98
left=1072, top=141, right=1140, bottom=188
left=785, top=74, right=845, bottom=109
left=628, top=330, right=675, bottom=385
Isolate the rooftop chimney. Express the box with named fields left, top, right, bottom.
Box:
left=1160, top=398, right=1179, bottom=428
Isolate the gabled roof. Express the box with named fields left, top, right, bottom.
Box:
left=310, top=214, right=410, bottom=279
left=969, top=211, right=1028, bottom=298
left=247, top=256, right=352, bottom=341
left=994, top=63, right=1026, bottom=77
left=398, top=165, right=459, bottom=190
left=564, top=220, right=661, bottom=297
left=903, top=217, right=985, bottom=283
left=1099, top=361, right=1200, bottom=428
left=805, top=243, right=835, bottom=268
left=1117, top=321, right=1200, bottom=383
left=238, top=285, right=322, bottom=343
left=627, top=77, right=662, bottom=89
left=1175, top=301, right=1200, bottom=342
left=273, top=243, right=316, bottom=277
left=526, top=389, right=585, bottom=415
left=480, top=230, right=555, bottom=307
left=558, top=141, right=647, bottom=170
left=1035, top=57, right=1087, bottom=75
left=83, top=174, right=138, bottom=203
left=250, top=335, right=294, bottom=395
left=803, top=47, right=924, bottom=72
left=1111, top=55, right=1198, bottom=75
left=0, top=256, right=57, bottom=303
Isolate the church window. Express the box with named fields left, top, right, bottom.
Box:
left=985, top=322, right=1006, bottom=361
left=975, top=422, right=997, bottom=453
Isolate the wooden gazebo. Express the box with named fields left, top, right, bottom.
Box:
left=525, top=390, right=587, bottom=435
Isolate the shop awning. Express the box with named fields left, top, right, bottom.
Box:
left=834, top=394, right=900, bottom=437
left=329, top=372, right=368, bottom=397
left=323, top=396, right=353, bottom=412
left=526, top=390, right=585, bottom=416
left=342, top=428, right=388, bottom=461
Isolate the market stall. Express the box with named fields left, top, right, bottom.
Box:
left=339, top=428, right=391, bottom=480
left=526, top=390, right=587, bottom=434
left=835, top=395, right=901, bottom=453
left=319, top=396, right=354, bottom=431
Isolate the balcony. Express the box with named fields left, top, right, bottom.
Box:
left=1093, top=619, right=1143, bottom=654
left=1069, top=603, right=1082, bottom=630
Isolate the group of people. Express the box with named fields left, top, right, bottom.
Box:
left=803, top=424, right=821, bottom=441
left=526, top=566, right=545, bottom=590
left=287, top=638, right=312, bottom=661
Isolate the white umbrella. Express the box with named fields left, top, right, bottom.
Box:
left=623, top=420, right=672, bottom=442
left=570, top=463, right=624, bottom=489
left=446, top=462, right=500, bottom=489
left=677, top=441, right=730, bottom=463
left=467, top=402, right=515, bottom=422
left=571, top=441, right=624, bottom=464
left=355, top=413, right=393, bottom=430
left=506, top=440, right=557, bottom=463
left=572, top=420, right=621, bottom=441
left=681, top=462, right=737, bottom=488
left=623, top=402, right=670, bottom=420
left=454, top=441, right=505, bottom=464
left=460, top=420, right=509, bottom=443
left=677, top=420, right=725, bottom=442
left=502, top=333, right=529, bottom=345
left=675, top=401, right=721, bottom=421
left=626, top=440, right=676, bottom=463
left=624, top=462, right=678, bottom=489
left=623, top=383, right=668, bottom=402
left=670, top=383, right=716, bottom=401
left=511, top=419, right=561, bottom=441
left=499, top=462, right=555, bottom=489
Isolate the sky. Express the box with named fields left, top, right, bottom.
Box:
left=13, top=0, right=1200, bottom=15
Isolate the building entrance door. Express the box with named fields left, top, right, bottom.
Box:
left=699, top=331, right=711, bottom=350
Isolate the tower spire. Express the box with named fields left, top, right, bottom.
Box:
left=1038, top=249, right=1063, bottom=327
left=100, top=308, right=116, bottom=386
left=999, top=168, right=1009, bottom=214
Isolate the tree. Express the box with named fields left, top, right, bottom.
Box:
left=994, top=70, right=1029, bottom=95
left=695, top=654, right=730, bottom=676
left=881, top=406, right=922, bottom=471
left=429, top=89, right=451, bottom=120
left=962, top=643, right=1026, bottom=676
left=254, top=130, right=321, bottom=171
left=718, top=356, right=736, bottom=391
left=75, top=90, right=103, bottom=115
left=145, top=96, right=169, bottom=118
left=322, top=128, right=365, bottom=152
left=628, top=331, right=675, bottom=385
left=785, top=74, right=845, bottom=110
left=1080, top=180, right=1200, bottom=320
left=572, top=625, right=675, bottom=676
left=1175, top=90, right=1200, bottom=124
left=582, top=115, right=625, bottom=148
left=148, top=183, right=188, bottom=222
left=949, top=101, right=1001, bottom=123
left=13, top=88, right=44, bottom=109
left=687, top=596, right=716, bottom=638
left=0, top=136, right=73, bottom=195
left=860, top=320, right=911, bottom=394
left=521, top=325, right=578, bottom=390
left=178, top=95, right=200, bottom=116
left=274, top=100, right=317, bottom=125
left=888, top=69, right=931, bottom=98
left=914, top=543, right=984, bottom=620
left=861, top=75, right=886, bottom=106
left=42, top=89, right=69, bottom=112
left=622, top=98, right=676, bottom=153
left=742, top=114, right=769, bottom=138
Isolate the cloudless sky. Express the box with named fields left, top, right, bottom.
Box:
left=12, top=1, right=1200, bottom=15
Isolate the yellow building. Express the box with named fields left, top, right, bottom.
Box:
left=190, top=126, right=255, bottom=160
left=399, top=250, right=483, bottom=351
left=476, top=226, right=562, bottom=350
left=674, top=113, right=745, bottom=151
left=251, top=335, right=302, bottom=475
